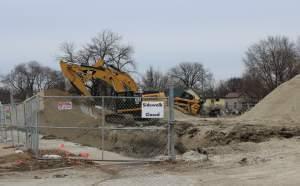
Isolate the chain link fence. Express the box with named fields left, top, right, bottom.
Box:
left=0, top=96, right=40, bottom=155
left=0, top=94, right=174, bottom=161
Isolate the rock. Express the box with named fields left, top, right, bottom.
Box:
left=156, top=155, right=170, bottom=161
left=34, top=176, right=42, bottom=179
left=239, top=157, right=248, bottom=165
left=182, top=151, right=208, bottom=162
left=15, top=150, right=24, bottom=154
left=42, top=155, right=62, bottom=160
left=16, top=146, right=27, bottom=151
left=53, top=174, right=68, bottom=178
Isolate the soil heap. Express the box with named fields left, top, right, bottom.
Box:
left=241, top=75, right=300, bottom=125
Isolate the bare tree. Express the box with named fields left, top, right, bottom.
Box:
left=241, top=72, right=267, bottom=100
left=169, top=62, right=213, bottom=94
left=59, top=30, right=135, bottom=72
left=244, top=36, right=299, bottom=93
left=2, top=61, right=65, bottom=100
left=0, top=88, right=10, bottom=104
left=215, top=77, right=243, bottom=97
left=296, top=37, right=300, bottom=56
left=58, top=30, right=136, bottom=96
left=296, top=37, right=300, bottom=69
left=36, top=67, right=65, bottom=91
left=141, top=66, right=169, bottom=91
left=201, top=71, right=214, bottom=96
left=60, top=42, right=79, bottom=63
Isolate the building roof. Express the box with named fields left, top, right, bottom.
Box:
left=225, top=92, right=242, bottom=98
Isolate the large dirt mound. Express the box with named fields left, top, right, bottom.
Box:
left=241, top=75, right=300, bottom=125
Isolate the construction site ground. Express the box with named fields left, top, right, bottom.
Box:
left=2, top=76, right=300, bottom=185
left=0, top=127, right=300, bottom=185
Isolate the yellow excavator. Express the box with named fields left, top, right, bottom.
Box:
left=59, top=59, right=201, bottom=118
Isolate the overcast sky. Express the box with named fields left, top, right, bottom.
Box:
left=0, top=0, right=299, bottom=80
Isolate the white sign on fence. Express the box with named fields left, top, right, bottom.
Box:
left=57, top=102, right=72, bottom=111
left=142, top=101, right=164, bottom=118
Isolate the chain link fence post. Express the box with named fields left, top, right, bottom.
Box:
left=101, top=96, right=105, bottom=160
left=31, top=99, right=34, bottom=153
left=29, top=100, right=32, bottom=152
left=168, top=85, right=176, bottom=161
left=15, top=104, right=20, bottom=145
left=24, top=101, right=29, bottom=149
left=34, top=96, right=40, bottom=158
left=4, top=106, right=7, bottom=144
left=8, top=77, right=13, bottom=146
left=0, top=103, right=3, bottom=143
left=10, top=88, right=15, bottom=147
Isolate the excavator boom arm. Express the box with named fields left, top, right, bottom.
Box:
left=60, top=61, right=92, bottom=96
left=60, top=60, right=138, bottom=95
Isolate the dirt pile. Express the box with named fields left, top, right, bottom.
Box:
left=241, top=75, right=300, bottom=125
left=173, top=120, right=300, bottom=154
left=40, top=91, right=99, bottom=127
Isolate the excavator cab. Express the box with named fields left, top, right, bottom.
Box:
left=113, top=91, right=142, bottom=113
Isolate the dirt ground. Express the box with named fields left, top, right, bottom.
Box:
left=37, top=89, right=300, bottom=159
left=2, top=87, right=299, bottom=185
left=1, top=115, right=300, bottom=185
left=38, top=92, right=300, bottom=158
left=1, top=136, right=300, bottom=185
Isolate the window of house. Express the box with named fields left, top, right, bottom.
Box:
left=234, top=102, right=237, bottom=109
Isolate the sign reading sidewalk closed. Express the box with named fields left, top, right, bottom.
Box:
left=57, top=101, right=72, bottom=111
left=142, top=101, right=164, bottom=118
